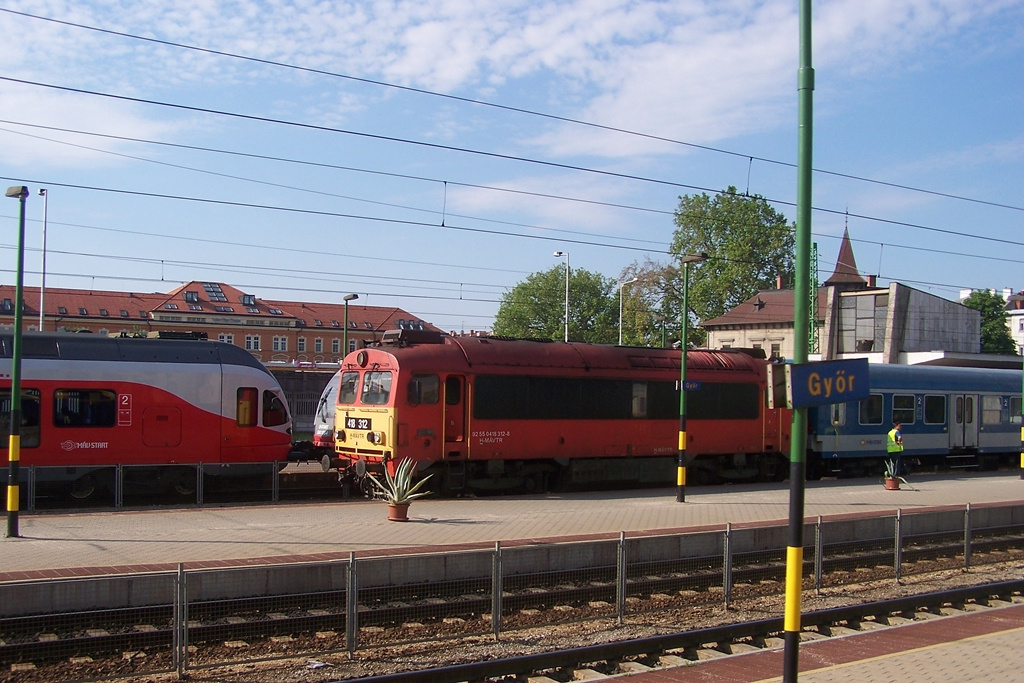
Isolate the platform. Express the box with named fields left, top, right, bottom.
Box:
left=3, top=470, right=1023, bottom=580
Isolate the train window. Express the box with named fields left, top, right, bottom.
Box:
left=263, top=391, right=288, bottom=427
left=361, top=371, right=392, bottom=405
left=0, top=389, right=41, bottom=448
left=632, top=383, right=648, bottom=418
left=924, top=395, right=946, bottom=424
left=236, top=387, right=258, bottom=427
left=408, top=375, right=440, bottom=405
left=54, top=389, right=116, bottom=428
left=446, top=376, right=462, bottom=405
left=338, top=372, right=359, bottom=405
left=688, top=382, right=760, bottom=420
left=829, top=402, right=845, bottom=426
left=859, top=394, right=883, bottom=425
left=1011, top=397, right=1023, bottom=422
left=892, top=394, right=914, bottom=425
left=982, top=396, right=1002, bottom=425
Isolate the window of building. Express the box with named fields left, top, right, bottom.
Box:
left=204, top=283, right=228, bottom=302
left=139, top=311, right=148, bottom=318
left=163, top=303, right=178, bottom=310
left=215, top=306, right=234, bottom=313
left=314, top=338, right=323, bottom=353
left=78, top=307, right=88, bottom=315
left=120, top=310, right=129, bottom=318
left=348, top=339, right=357, bottom=353
left=184, top=291, right=199, bottom=303
left=241, top=294, right=256, bottom=306
left=1, top=299, right=12, bottom=313
left=364, top=322, right=373, bottom=329
left=314, top=320, right=323, bottom=327
left=98, top=328, right=108, bottom=336
left=332, top=320, right=340, bottom=328
left=246, top=307, right=259, bottom=314
left=269, top=308, right=283, bottom=315
left=57, top=306, right=67, bottom=315
left=188, top=304, right=202, bottom=311
left=218, top=334, right=234, bottom=345
left=273, top=336, right=288, bottom=352
left=297, top=337, right=306, bottom=352
left=332, top=339, right=340, bottom=354
left=99, top=309, right=109, bottom=316
left=245, top=335, right=261, bottom=351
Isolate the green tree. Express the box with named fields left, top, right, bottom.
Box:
left=962, top=290, right=1015, bottom=354
left=670, top=187, right=795, bottom=325
left=493, top=265, right=618, bottom=343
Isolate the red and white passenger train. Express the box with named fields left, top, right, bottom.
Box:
left=333, top=330, right=792, bottom=493
left=1, top=333, right=293, bottom=497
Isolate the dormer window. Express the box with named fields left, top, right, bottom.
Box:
left=99, top=309, right=109, bottom=316
left=246, top=307, right=259, bottom=314
left=120, top=310, right=129, bottom=317
left=314, top=320, right=323, bottom=327
left=332, top=320, right=340, bottom=328
left=241, top=294, right=256, bottom=306
left=269, top=308, right=283, bottom=315
left=184, top=291, right=199, bottom=303
left=1, top=299, right=12, bottom=313
left=164, top=303, right=178, bottom=310
left=58, top=307, right=67, bottom=315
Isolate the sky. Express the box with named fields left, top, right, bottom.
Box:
left=0, top=0, right=1022, bottom=335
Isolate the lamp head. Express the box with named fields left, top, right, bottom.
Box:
left=5, top=186, right=29, bottom=199
left=553, top=251, right=565, bottom=257
left=343, top=293, right=359, bottom=302
left=38, top=188, right=47, bottom=197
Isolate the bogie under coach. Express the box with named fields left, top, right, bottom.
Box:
left=333, top=331, right=791, bottom=494
left=0, top=333, right=293, bottom=499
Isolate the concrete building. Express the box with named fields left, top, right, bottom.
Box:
left=702, top=230, right=1016, bottom=368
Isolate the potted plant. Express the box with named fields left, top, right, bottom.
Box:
left=367, top=457, right=433, bottom=521
left=882, top=459, right=911, bottom=491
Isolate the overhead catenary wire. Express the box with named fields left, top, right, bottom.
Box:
left=2, top=6, right=1020, bottom=214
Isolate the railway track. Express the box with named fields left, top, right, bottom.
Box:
left=3, top=534, right=1022, bottom=672
left=355, top=579, right=1024, bottom=683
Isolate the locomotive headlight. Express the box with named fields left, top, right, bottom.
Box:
left=336, top=430, right=346, bottom=442
left=367, top=431, right=386, bottom=445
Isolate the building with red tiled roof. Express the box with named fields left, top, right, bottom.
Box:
left=0, top=280, right=440, bottom=368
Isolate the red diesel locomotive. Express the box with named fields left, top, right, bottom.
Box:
left=1, top=333, right=293, bottom=498
left=333, top=331, right=791, bottom=493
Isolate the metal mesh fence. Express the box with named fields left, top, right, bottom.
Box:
left=0, top=574, right=177, bottom=682
left=624, top=533, right=724, bottom=616
left=354, top=552, right=494, bottom=650
left=818, top=517, right=896, bottom=586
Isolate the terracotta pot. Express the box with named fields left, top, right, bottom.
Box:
left=884, top=478, right=900, bottom=491
left=388, top=503, right=410, bottom=521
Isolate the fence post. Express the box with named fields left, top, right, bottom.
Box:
left=115, top=464, right=124, bottom=509
left=723, top=523, right=732, bottom=609
left=492, top=541, right=502, bottom=640
left=26, top=465, right=35, bottom=513
left=174, top=563, right=187, bottom=678
left=346, top=552, right=358, bottom=658
left=964, top=503, right=972, bottom=571
left=272, top=462, right=280, bottom=502
left=814, top=516, right=823, bottom=593
left=196, top=464, right=204, bottom=506
left=616, top=531, right=626, bottom=625
left=894, top=509, right=903, bottom=583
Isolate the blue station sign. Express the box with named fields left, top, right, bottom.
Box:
left=788, top=358, right=870, bottom=409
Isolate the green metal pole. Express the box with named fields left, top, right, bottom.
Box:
left=1019, top=349, right=1023, bottom=480
left=783, top=0, right=814, bottom=679
left=5, top=185, right=28, bottom=538
left=676, top=260, right=691, bottom=503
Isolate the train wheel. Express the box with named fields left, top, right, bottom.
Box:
left=171, top=472, right=197, bottom=496
left=70, top=475, right=97, bottom=500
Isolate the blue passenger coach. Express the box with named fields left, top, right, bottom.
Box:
left=808, top=364, right=1022, bottom=477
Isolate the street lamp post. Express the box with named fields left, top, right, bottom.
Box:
left=343, top=294, right=359, bottom=358
left=677, top=252, right=708, bottom=503
left=618, top=277, right=638, bottom=345
left=38, top=188, right=48, bottom=331
left=553, top=251, right=569, bottom=342
left=5, top=185, right=29, bottom=538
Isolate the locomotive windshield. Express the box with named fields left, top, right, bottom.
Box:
left=339, top=372, right=359, bottom=405
left=361, top=371, right=392, bottom=405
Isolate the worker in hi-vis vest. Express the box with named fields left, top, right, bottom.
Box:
left=887, top=421, right=904, bottom=476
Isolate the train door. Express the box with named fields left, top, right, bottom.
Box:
left=950, top=394, right=979, bottom=451
left=443, top=375, right=466, bottom=454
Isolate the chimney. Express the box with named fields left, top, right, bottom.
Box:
left=866, top=275, right=876, bottom=287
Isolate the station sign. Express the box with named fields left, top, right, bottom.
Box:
left=767, top=358, right=870, bottom=409
left=681, top=380, right=702, bottom=392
